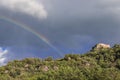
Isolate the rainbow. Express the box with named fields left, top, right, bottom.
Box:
left=0, top=16, right=63, bottom=57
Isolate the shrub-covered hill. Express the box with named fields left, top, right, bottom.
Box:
left=1, top=44, right=120, bottom=80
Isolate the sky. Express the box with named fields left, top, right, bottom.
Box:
left=0, top=0, right=120, bottom=65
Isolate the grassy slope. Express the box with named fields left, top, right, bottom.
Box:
left=1, top=44, right=120, bottom=80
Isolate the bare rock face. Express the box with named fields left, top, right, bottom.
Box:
left=24, top=64, right=29, bottom=68
left=42, top=66, right=49, bottom=72
left=53, top=66, right=59, bottom=70
left=92, top=43, right=110, bottom=50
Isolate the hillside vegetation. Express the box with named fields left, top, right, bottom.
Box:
left=1, top=44, right=120, bottom=80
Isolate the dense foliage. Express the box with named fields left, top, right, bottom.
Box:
left=1, top=44, right=120, bottom=80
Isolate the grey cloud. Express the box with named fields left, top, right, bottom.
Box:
left=0, top=0, right=47, bottom=19
left=0, top=0, right=120, bottom=59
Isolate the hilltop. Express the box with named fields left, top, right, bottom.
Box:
left=0, top=43, right=120, bottom=80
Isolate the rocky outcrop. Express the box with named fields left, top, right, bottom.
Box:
left=42, top=66, right=49, bottom=72
left=92, top=43, right=110, bottom=50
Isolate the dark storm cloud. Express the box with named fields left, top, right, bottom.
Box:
left=39, top=0, right=120, bottom=47
left=0, top=0, right=120, bottom=55
left=0, top=0, right=120, bottom=64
